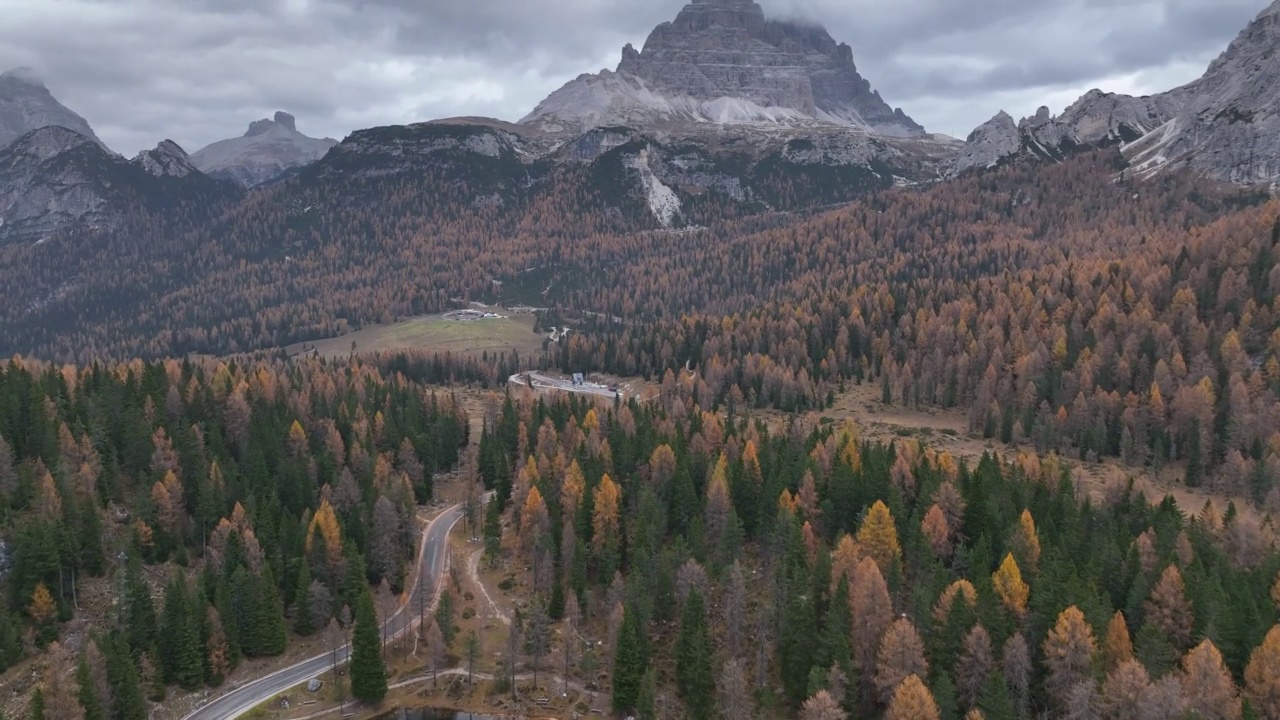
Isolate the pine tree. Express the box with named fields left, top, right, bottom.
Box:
left=850, top=556, right=893, bottom=683
left=800, top=689, right=847, bottom=720
left=28, top=583, right=56, bottom=648
left=76, top=655, right=104, bottom=720
left=1103, top=611, right=1134, bottom=672
left=1245, top=626, right=1280, bottom=720
left=350, top=590, right=387, bottom=705
left=158, top=576, right=203, bottom=691
left=1044, top=606, right=1097, bottom=712
left=104, top=632, right=146, bottom=720
left=1101, top=659, right=1150, bottom=720
left=28, top=689, right=43, bottom=720
left=1182, top=639, right=1241, bottom=720
left=1187, top=420, right=1203, bottom=488
left=875, top=617, right=929, bottom=704
left=992, top=554, right=1029, bottom=617
left=886, top=675, right=940, bottom=720
left=1146, top=565, right=1194, bottom=650
left=677, top=590, right=715, bottom=720
left=121, top=555, right=155, bottom=660
left=293, top=562, right=316, bottom=636
left=956, top=625, right=994, bottom=711
left=251, top=566, right=287, bottom=657
left=718, top=659, right=753, bottom=720
left=820, top=578, right=853, bottom=672
left=855, top=501, right=901, bottom=574
left=612, top=604, right=646, bottom=715
left=435, top=589, right=456, bottom=648
left=465, top=631, right=480, bottom=684
left=1010, top=510, right=1041, bottom=574
left=636, top=667, right=658, bottom=720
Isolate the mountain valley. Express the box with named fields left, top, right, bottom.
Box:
left=4, top=3, right=1280, bottom=720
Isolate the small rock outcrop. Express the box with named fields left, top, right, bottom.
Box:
left=190, top=111, right=337, bottom=187
left=0, top=68, right=106, bottom=150
left=521, top=0, right=922, bottom=137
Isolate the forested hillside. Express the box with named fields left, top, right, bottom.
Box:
left=478, top=384, right=1280, bottom=720
left=0, top=357, right=467, bottom=715
left=8, top=148, right=1278, bottom=494
left=557, top=154, right=1280, bottom=491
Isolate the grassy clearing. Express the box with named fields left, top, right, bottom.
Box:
left=286, top=313, right=545, bottom=360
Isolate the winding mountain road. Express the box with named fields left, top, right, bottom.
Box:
left=181, top=501, right=468, bottom=720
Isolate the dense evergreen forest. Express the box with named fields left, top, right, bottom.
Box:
left=476, top=385, right=1280, bottom=720
left=0, top=357, right=467, bottom=717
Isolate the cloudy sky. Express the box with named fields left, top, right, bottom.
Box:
left=0, top=0, right=1267, bottom=156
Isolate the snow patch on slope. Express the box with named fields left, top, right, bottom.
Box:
left=624, top=147, right=681, bottom=228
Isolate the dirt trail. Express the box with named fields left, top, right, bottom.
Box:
left=466, top=548, right=511, bottom=626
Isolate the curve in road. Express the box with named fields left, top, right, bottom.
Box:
left=181, top=502, right=467, bottom=720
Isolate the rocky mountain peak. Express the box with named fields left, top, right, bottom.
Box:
left=7, top=125, right=99, bottom=160
left=951, top=111, right=1021, bottom=173
left=192, top=111, right=337, bottom=187
left=522, top=0, right=922, bottom=137
left=0, top=68, right=106, bottom=151
left=131, top=139, right=198, bottom=178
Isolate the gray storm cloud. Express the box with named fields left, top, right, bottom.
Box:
left=0, top=0, right=1264, bottom=154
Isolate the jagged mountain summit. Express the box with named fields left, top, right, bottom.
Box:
left=522, top=0, right=923, bottom=137
left=953, top=90, right=1184, bottom=174
left=955, top=0, right=1280, bottom=185
left=0, top=68, right=106, bottom=151
left=190, top=111, right=337, bottom=187
left=0, top=127, right=235, bottom=244
left=132, top=140, right=199, bottom=178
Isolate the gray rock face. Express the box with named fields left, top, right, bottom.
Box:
left=955, top=0, right=1280, bottom=186
left=131, top=140, right=198, bottom=178
left=0, top=127, right=234, bottom=244
left=952, top=111, right=1022, bottom=173
left=190, top=111, right=337, bottom=187
left=522, top=0, right=922, bottom=137
left=0, top=68, right=106, bottom=151
left=0, top=127, right=122, bottom=242
left=1127, top=1, right=1280, bottom=184
left=1025, top=90, right=1183, bottom=149
left=952, top=91, right=1185, bottom=176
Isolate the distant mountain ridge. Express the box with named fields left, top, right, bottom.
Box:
left=190, top=111, right=337, bottom=187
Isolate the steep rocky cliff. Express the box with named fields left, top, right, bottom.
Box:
left=522, top=0, right=922, bottom=137
left=1127, top=1, right=1280, bottom=184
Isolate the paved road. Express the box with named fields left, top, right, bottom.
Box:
left=181, top=503, right=467, bottom=720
